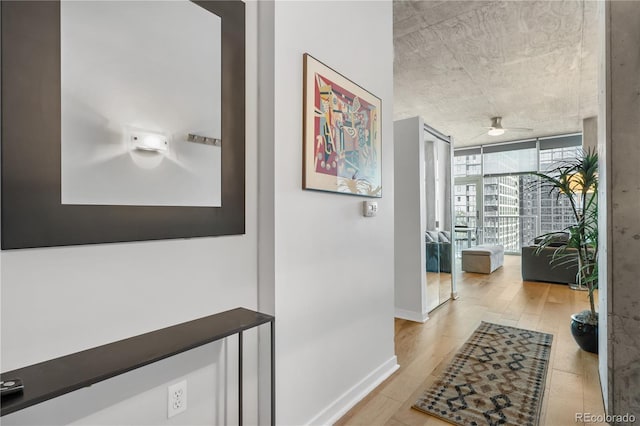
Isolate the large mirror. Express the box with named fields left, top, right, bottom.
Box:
left=61, top=0, right=222, bottom=207
left=424, top=132, right=453, bottom=311
left=1, top=0, right=245, bottom=249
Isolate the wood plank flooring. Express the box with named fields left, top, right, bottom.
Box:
left=426, top=271, right=452, bottom=312
left=336, top=255, right=605, bottom=426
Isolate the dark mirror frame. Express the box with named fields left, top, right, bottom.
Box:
left=1, top=0, right=245, bottom=249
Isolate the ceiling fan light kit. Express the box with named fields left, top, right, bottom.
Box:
left=486, top=116, right=532, bottom=136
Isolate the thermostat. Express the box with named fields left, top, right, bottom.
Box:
left=363, top=201, right=378, bottom=217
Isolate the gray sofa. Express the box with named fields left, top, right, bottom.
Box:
left=521, top=233, right=578, bottom=284
left=425, top=231, right=452, bottom=273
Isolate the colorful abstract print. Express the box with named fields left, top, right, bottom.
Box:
left=313, top=73, right=380, bottom=196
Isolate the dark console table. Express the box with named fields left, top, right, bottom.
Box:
left=0, top=307, right=275, bottom=425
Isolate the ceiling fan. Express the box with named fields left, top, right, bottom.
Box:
left=485, top=116, right=533, bottom=136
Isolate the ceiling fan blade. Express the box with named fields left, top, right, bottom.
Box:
left=468, top=131, right=488, bottom=141
left=504, top=127, right=533, bottom=132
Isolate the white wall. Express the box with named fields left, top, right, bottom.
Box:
left=0, top=2, right=260, bottom=424
left=393, top=117, right=428, bottom=323
left=264, top=2, right=397, bottom=424
left=2, top=2, right=398, bottom=425
left=256, top=0, right=277, bottom=423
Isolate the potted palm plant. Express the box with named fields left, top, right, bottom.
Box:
left=532, top=149, right=598, bottom=353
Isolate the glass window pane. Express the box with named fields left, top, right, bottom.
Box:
left=454, top=154, right=482, bottom=177
left=455, top=138, right=581, bottom=251
left=483, top=175, right=521, bottom=252
left=539, top=146, right=582, bottom=172
left=483, top=147, right=537, bottom=174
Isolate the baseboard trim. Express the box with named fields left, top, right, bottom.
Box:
left=306, top=355, right=399, bottom=426
left=394, top=308, right=429, bottom=323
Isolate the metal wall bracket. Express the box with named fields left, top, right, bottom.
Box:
left=187, top=133, right=221, bottom=147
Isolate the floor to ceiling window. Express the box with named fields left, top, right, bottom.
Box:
left=483, top=175, right=521, bottom=253
left=454, top=135, right=582, bottom=253
left=538, top=144, right=583, bottom=235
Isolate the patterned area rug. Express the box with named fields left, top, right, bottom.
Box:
left=413, top=322, right=553, bottom=426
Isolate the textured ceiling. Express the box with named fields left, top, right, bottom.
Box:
left=393, top=0, right=598, bottom=147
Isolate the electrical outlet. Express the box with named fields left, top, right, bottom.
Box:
left=168, top=380, right=187, bottom=418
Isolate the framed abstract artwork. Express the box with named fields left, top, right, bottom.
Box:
left=303, top=54, right=382, bottom=197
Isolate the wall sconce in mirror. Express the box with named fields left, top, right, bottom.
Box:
left=131, top=130, right=169, bottom=153
left=127, top=127, right=170, bottom=171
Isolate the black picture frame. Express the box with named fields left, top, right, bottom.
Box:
left=1, top=0, right=245, bottom=249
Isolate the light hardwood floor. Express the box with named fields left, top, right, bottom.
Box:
left=426, top=271, right=452, bottom=312
left=336, top=255, right=605, bottom=426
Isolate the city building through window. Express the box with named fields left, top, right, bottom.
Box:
left=454, top=135, right=582, bottom=254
